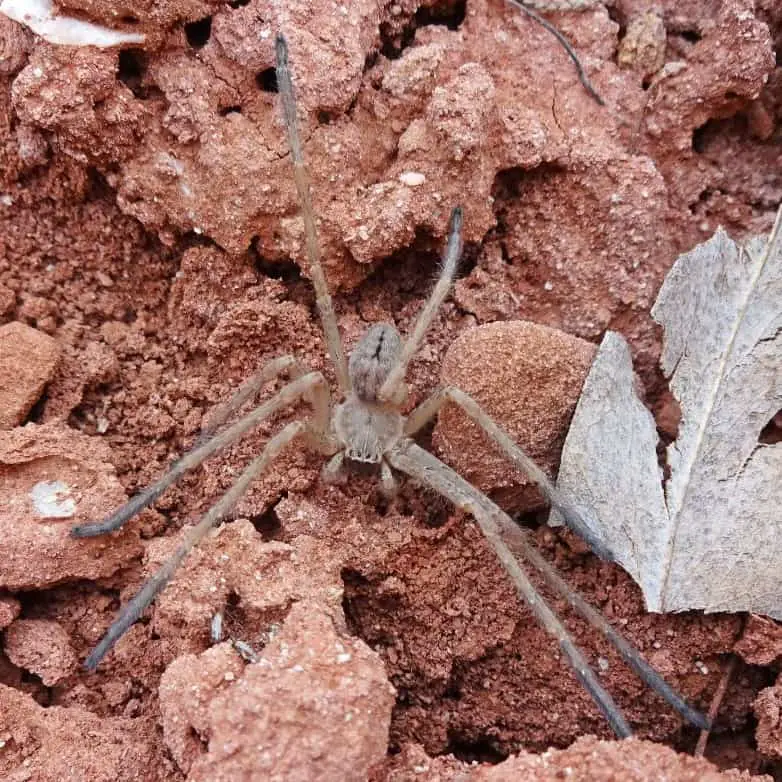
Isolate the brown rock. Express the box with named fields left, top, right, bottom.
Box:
left=618, top=12, right=667, bottom=79
left=0, top=423, right=141, bottom=590
left=433, top=321, right=596, bottom=509
left=0, top=321, right=59, bottom=428
left=755, top=675, right=782, bottom=760
left=4, top=618, right=77, bottom=685
left=12, top=45, right=147, bottom=166
left=735, top=614, right=782, bottom=666
left=160, top=601, right=395, bottom=781
left=0, top=683, right=168, bottom=781
left=159, top=642, right=245, bottom=773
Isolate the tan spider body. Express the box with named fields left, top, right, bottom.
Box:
left=71, top=35, right=708, bottom=741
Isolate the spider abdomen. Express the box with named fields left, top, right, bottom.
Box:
left=348, top=323, right=402, bottom=402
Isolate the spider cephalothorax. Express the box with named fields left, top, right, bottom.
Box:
left=70, top=34, right=708, bottom=740
left=334, top=324, right=406, bottom=465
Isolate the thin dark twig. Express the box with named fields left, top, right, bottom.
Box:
left=505, top=0, right=605, bottom=106
left=694, top=655, right=740, bottom=757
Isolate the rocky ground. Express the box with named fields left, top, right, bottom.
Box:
left=0, top=0, right=781, bottom=779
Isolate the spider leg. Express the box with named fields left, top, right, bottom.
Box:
left=387, top=439, right=632, bottom=738
left=71, top=370, right=334, bottom=538
left=84, top=420, right=310, bottom=671
left=196, top=355, right=313, bottom=445
left=378, top=207, right=463, bottom=403
left=276, top=34, right=350, bottom=394
left=497, top=514, right=710, bottom=730
left=404, top=386, right=612, bottom=560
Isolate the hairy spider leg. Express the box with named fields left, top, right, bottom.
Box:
left=499, top=519, right=710, bottom=730
left=378, top=207, right=463, bottom=403
left=388, top=439, right=632, bottom=738
left=196, top=355, right=314, bottom=446
left=84, top=421, right=310, bottom=670
left=71, top=364, right=333, bottom=538
left=276, top=34, right=350, bottom=394
left=404, top=388, right=709, bottom=729
left=405, top=386, right=612, bottom=560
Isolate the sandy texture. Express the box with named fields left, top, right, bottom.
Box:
left=160, top=602, right=395, bottom=781
left=755, top=675, right=782, bottom=761
left=736, top=615, right=782, bottom=667
left=4, top=618, right=77, bottom=686
left=377, top=736, right=771, bottom=780
left=0, top=683, right=172, bottom=782
left=1, top=0, right=781, bottom=779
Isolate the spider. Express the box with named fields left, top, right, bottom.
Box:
left=71, top=33, right=708, bottom=740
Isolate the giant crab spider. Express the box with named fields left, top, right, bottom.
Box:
left=72, top=34, right=708, bottom=739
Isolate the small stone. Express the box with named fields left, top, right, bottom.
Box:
left=735, top=614, right=782, bottom=665
left=0, top=322, right=60, bottom=429
left=0, top=423, right=141, bottom=590
left=618, top=12, right=666, bottom=79
left=4, top=619, right=77, bottom=686
left=399, top=171, right=426, bottom=187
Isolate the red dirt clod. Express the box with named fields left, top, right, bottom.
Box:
left=734, top=615, right=782, bottom=666
left=12, top=44, right=147, bottom=166
left=161, top=601, right=395, bottom=782
left=434, top=320, right=596, bottom=509
left=0, top=321, right=59, bottom=429
left=144, top=519, right=344, bottom=659
left=378, top=735, right=771, bottom=781
left=4, top=618, right=77, bottom=686
left=754, top=675, right=782, bottom=760
left=0, top=682, right=170, bottom=781
left=0, top=14, right=32, bottom=77
left=0, top=422, right=141, bottom=590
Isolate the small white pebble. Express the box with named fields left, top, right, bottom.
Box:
left=224, top=671, right=235, bottom=681
left=96, top=417, right=109, bottom=434
left=0, top=194, right=13, bottom=206
left=652, top=640, right=662, bottom=649
left=597, top=656, right=609, bottom=672
left=695, top=660, right=709, bottom=675
left=336, top=652, right=352, bottom=664
left=543, top=280, right=554, bottom=291
left=30, top=480, right=76, bottom=518
left=399, top=171, right=426, bottom=187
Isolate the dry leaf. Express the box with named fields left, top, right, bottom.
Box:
left=0, top=0, right=144, bottom=47
left=552, top=208, right=782, bottom=618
